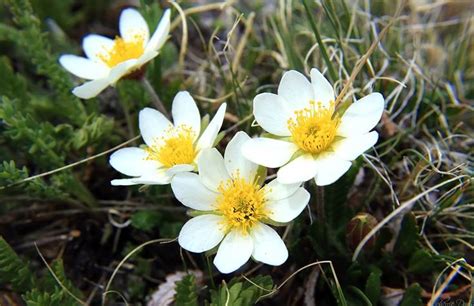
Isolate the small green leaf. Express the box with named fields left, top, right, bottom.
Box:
left=364, top=267, right=382, bottom=305
left=394, top=213, right=419, bottom=257
left=175, top=274, right=199, bottom=306
left=131, top=211, right=162, bottom=232
left=408, top=249, right=435, bottom=274
left=400, top=283, right=423, bottom=306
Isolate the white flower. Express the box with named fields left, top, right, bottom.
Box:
left=242, top=68, right=384, bottom=186
left=109, top=91, right=226, bottom=186
left=59, top=8, right=170, bottom=99
left=171, top=132, right=310, bottom=274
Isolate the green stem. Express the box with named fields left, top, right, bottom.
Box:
left=141, top=77, right=169, bottom=118
left=205, top=254, right=216, bottom=289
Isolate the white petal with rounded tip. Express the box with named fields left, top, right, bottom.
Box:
left=277, top=154, right=318, bottom=184
left=196, top=103, right=226, bottom=151
left=241, top=138, right=298, bottom=168
left=108, top=59, right=139, bottom=83
left=251, top=223, right=288, bottom=265
left=332, top=131, right=378, bottom=161
left=314, top=153, right=351, bottom=186
left=111, top=171, right=171, bottom=186
left=171, top=172, right=218, bottom=211
left=111, top=178, right=139, bottom=186
left=119, top=8, right=150, bottom=44
left=310, top=68, right=335, bottom=108
left=224, top=132, right=258, bottom=181
left=72, top=78, right=111, bottom=99
left=253, top=93, right=292, bottom=136
left=109, top=147, right=158, bottom=177
left=59, top=55, right=109, bottom=80
left=337, top=93, right=384, bottom=137
left=267, top=187, right=310, bottom=223
left=166, top=164, right=195, bottom=176
left=135, top=50, right=159, bottom=67
left=172, top=91, right=201, bottom=138
left=262, top=179, right=301, bottom=201
left=214, top=230, right=253, bottom=274
left=278, top=70, right=314, bottom=111
left=131, top=173, right=172, bottom=185
left=198, top=149, right=230, bottom=192
left=145, top=9, right=171, bottom=53
left=139, top=107, right=173, bottom=147
left=178, top=215, right=226, bottom=253
left=82, top=34, right=114, bottom=62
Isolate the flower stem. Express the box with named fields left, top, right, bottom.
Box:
left=205, top=254, right=216, bottom=289
left=315, top=185, right=325, bottom=224
left=141, top=77, right=169, bottom=118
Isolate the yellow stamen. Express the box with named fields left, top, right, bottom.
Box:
left=287, top=101, right=340, bottom=154
left=145, top=125, right=197, bottom=168
left=98, top=34, right=145, bottom=67
left=215, top=173, right=268, bottom=235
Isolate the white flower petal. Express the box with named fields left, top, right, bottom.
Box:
left=172, top=91, right=201, bottom=138
left=108, top=59, right=139, bottom=82
left=131, top=173, right=172, bottom=185
left=253, top=93, right=292, bottom=136
left=135, top=50, right=159, bottom=67
left=196, top=103, right=226, bottom=151
left=314, top=153, right=351, bottom=186
left=337, top=93, right=384, bottom=137
left=251, top=223, right=288, bottom=266
left=278, top=70, right=314, bottom=111
left=332, top=131, right=379, bottom=161
left=262, top=179, right=301, bottom=201
left=310, top=68, right=335, bottom=108
left=111, top=178, right=139, bottom=186
left=224, top=132, right=258, bottom=181
left=166, top=164, right=195, bottom=176
left=267, top=187, right=310, bottom=223
left=82, top=34, right=114, bottom=62
left=198, top=148, right=230, bottom=192
left=214, top=230, right=253, bottom=274
left=111, top=171, right=171, bottom=186
left=59, top=55, right=109, bottom=80
left=109, top=147, right=158, bottom=176
left=241, top=138, right=298, bottom=168
left=119, top=8, right=150, bottom=44
left=277, top=154, right=318, bottom=184
left=72, top=78, right=111, bottom=99
left=139, top=107, right=173, bottom=147
left=171, top=172, right=218, bottom=211
left=145, top=9, right=171, bottom=53
left=178, top=215, right=226, bottom=253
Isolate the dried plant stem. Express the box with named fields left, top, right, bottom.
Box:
left=141, top=78, right=169, bottom=117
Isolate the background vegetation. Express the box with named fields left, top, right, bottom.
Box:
left=0, top=0, right=472, bottom=305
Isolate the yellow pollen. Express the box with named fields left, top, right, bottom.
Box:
left=98, top=34, right=145, bottom=67
left=215, top=173, right=268, bottom=235
left=145, top=125, right=197, bottom=168
left=287, top=101, right=340, bottom=154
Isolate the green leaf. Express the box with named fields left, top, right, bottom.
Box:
left=394, top=213, right=419, bottom=257
left=399, top=283, right=423, bottom=306
left=0, top=236, right=35, bottom=292
left=175, top=274, right=199, bottom=306
left=131, top=210, right=162, bottom=232
left=364, top=267, right=382, bottom=305
left=209, top=275, right=273, bottom=306
left=408, top=249, right=435, bottom=274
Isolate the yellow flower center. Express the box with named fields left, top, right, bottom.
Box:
left=98, top=35, right=145, bottom=67
left=215, top=174, right=268, bottom=235
left=145, top=125, right=197, bottom=168
left=287, top=101, right=340, bottom=154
